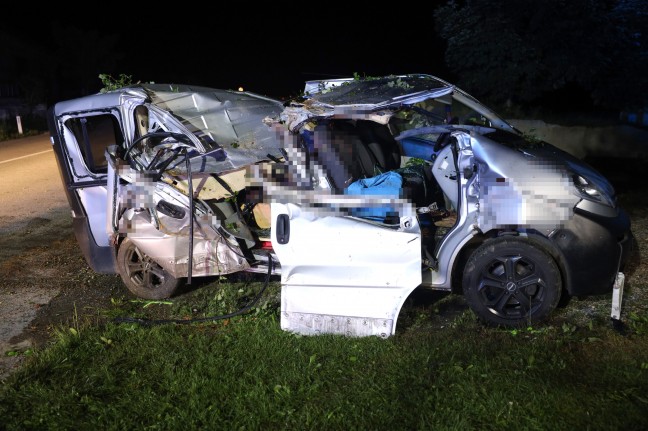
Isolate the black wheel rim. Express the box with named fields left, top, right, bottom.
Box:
left=476, top=254, right=547, bottom=320
left=124, top=245, right=167, bottom=290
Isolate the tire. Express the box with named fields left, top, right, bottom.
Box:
left=116, top=237, right=182, bottom=300
left=462, top=237, right=562, bottom=328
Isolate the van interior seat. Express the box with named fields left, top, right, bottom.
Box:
left=354, top=120, right=401, bottom=176
left=309, top=119, right=446, bottom=211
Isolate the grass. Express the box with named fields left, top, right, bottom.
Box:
left=1, top=159, right=647, bottom=430
left=1, top=274, right=647, bottom=431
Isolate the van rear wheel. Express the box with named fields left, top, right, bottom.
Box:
left=116, top=237, right=182, bottom=300
left=462, top=237, right=561, bottom=328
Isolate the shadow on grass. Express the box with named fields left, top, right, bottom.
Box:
left=397, top=288, right=471, bottom=333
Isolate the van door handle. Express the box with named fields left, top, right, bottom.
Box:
left=276, top=214, right=290, bottom=244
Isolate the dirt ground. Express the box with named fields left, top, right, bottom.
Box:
left=0, top=205, right=128, bottom=379
left=0, top=155, right=646, bottom=380
left=0, top=133, right=134, bottom=379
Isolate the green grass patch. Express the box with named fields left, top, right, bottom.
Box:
left=1, top=276, right=647, bottom=430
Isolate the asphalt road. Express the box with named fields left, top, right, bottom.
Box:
left=0, top=133, right=71, bottom=379
left=0, top=133, right=69, bottom=229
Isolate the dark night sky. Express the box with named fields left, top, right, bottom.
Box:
left=4, top=8, right=449, bottom=101
left=5, top=3, right=648, bottom=114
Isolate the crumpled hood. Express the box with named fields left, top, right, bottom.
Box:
left=523, top=143, right=616, bottom=200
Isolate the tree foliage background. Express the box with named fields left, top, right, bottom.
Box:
left=434, top=0, right=648, bottom=113
left=0, top=1, right=646, bottom=116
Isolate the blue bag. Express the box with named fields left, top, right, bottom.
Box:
left=344, top=171, right=403, bottom=219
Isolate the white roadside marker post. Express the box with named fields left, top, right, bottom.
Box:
left=611, top=272, right=625, bottom=321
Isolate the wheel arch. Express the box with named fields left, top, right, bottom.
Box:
left=115, top=235, right=184, bottom=299
left=450, top=228, right=572, bottom=298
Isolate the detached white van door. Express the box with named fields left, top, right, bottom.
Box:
left=271, top=200, right=422, bottom=338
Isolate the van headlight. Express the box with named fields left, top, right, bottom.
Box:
left=572, top=174, right=614, bottom=207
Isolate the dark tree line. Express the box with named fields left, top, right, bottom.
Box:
left=1, top=1, right=647, bottom=116
left=434, top=0, right=648, bottom=113
left=0, top=22, right=122, bottom=107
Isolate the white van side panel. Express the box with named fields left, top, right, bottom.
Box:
left=272, top=203, right=422, bottom=338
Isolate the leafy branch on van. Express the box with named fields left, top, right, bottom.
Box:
left=352, top=73, right=384, bottom=82
left=99, top=74, right=165, bottom=94
left=404, top=157, right=427, bottom=167
left=98, top=74, right=136, bottom=93
left=386, top=77, right=412, bottom=90
left=352, top=72, right=377, bottom=81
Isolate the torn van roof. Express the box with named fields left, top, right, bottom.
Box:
left=278, top=74, right=454, bottom=130
left=132, top=84, right=286, bottom=170
left=53, top=83, right=286, bottom=173
left=303, top=74, right=450, bottom=104
left=277, top=74, right=516, bottom=133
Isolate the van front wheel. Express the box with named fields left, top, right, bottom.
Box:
left=116, top=238, right=182, bottom=300
left=462, top=237, right=561, bottom=328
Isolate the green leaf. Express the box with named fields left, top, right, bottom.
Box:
left=130, top=299, right=173, bottom=308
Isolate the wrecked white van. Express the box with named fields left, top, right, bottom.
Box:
left=48, top=75, right=633, bottom=337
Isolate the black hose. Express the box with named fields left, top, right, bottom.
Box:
left=186, top=149, right=194, bottom=285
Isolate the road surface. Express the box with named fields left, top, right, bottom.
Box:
left=0, top=133, right=69, bottom=229
left=0, top=133, right=71, bottom=379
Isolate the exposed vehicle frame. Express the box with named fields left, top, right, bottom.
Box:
left=48, top=84, right=284, bottom=299
left=48, top=75, right=633, bottom=337
left=263, top=74, right=633, bottom=336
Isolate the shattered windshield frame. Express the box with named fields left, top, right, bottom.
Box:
left=136, top=84, right=286, bottom=173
